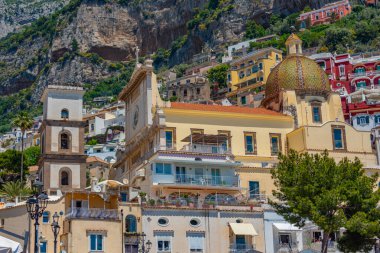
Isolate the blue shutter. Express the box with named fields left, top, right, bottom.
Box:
left=366, top=116, right=370, bottom=123
left=90, top=235, right=96, bottom=250
left=356, top=117, right=360, bottom=125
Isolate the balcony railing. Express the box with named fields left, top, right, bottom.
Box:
left=229, top=244, right=256, bottom=253
left=348, top=69, right=380, bottom=79
left=172, top=174, right=239, bottom=187
left=181, top=144, right=231, bottom=155
left=66, top=208, right=119, bottom=220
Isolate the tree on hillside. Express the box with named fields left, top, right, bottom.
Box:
left=0, top=149, right=22, bottom=173
left=206, top=64, right=229, bottom=88
left=245, top=20, right=266, bottom=39
left=0, top=180, right=32, bottom=202
left=24, top=146, right=41, bottom=167
left=12, top=112, right=34, bottom=182
left=271, top=150, right=380, bottom=253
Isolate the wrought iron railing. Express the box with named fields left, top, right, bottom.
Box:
left=66, top=208, right=119, bottom=220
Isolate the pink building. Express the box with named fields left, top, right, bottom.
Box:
left=298, top=0, right=351, bottom=27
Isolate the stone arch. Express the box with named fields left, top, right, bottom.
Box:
left=59, top=167, right=72, bottom=188
left=59, top=130, right=72, bottom=151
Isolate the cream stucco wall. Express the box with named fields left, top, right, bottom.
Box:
left=283, top=91, right=344, bottom=127
left=164, top=110, right=294, bottom=158
left=67, top=219, right=122, bottom=253
left=287, top=121, right=377, bottom=167
left=51, top=126, right=80, bottom=153
left=45, top=91, right=83, bottom=121
left=50, top=164, right=81, bottom=188
left=142, top=209, right=266, bottom=253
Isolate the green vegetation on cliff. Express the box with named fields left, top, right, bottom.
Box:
left=249, top=5, right=380, bottom=54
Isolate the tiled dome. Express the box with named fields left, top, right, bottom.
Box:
left=264, top=54, right=330, bottom=101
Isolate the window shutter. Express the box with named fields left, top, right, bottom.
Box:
left=356, top=117, right=360, bottom=125
left=366, top=116, right=370, bottom=124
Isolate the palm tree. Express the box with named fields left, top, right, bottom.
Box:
left=12, top=112, right=34, bottom=182
left=0, top=180, right=32, bottom=202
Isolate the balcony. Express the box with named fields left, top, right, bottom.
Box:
left=181, top=133, right=231, bottom=155
left=181, top=143, right=230, bottom=154
left=173, top=174, right=239, bottom=187
left=66, top=208, right=119, bottom=220
left=229, top=244, right=256, bottom=253
left=348, top=69, right=380, bottom=79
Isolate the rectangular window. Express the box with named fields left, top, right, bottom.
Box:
left=339, top=65, right=345, bottom=76
left=42, top=212, right=49, bottom=224
left=270, top=134, right=281, bottom=156
left=120, top=192, right=128, bottom=202
left=312, top=105, right=322, bottom=123
left=40, top=242, right=47, bottom=253
left=249, top=181, right=260, bottom=199
left=332, top=127, right=345, bottom=149
left=157, top=235, right=171, bottom=253
left=89, top=234, right=103, bottom=251
left=155, top=163, right=172, bottom=175
left=241, top=96, right=247, bottom=105
left=375, top=115, right=380, bottom=124
left=244, top=132, right=256, bottom=154
left=165, top=129, right=175, bottom=149
left=258, top=62, right=263, bottom=70
left=279, top=234, right=291, bottom=244
left=218, top=130, right=231, bottom=150
left=0, top=219, right=4, bottom=227
left=188, top=233, right=205, bottom=253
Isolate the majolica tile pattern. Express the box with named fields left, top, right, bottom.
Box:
left=265, top=55, right=330, bottom=99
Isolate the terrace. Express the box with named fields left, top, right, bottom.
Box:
left=66, top=207, right=119, bottom=220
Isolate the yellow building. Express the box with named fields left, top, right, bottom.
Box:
left=227, top=47, right=282, bottom=107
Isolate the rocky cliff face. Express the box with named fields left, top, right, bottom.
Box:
left=0, top=0, right=70, bottom=38
left=0, top=0, right=339, bottom=100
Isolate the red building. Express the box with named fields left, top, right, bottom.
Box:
left=298, top=0, right=352, bottom=27
left=310, top=52, right=380, bottom=131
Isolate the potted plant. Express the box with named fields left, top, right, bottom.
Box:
left=148, top=199, right=155, bottom=206
left=139, top=192, right=147, bottom=203
left=157, top=199, right=163, bottom=206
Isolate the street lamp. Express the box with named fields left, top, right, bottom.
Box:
left=26, top=180, right=49, bottom=253
left=138, top=233, right=152, bottom=253
left=125, top=232, right=152, bottom=253
left=51, top=212, right=60, bottom=253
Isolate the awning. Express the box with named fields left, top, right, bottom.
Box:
left=0, top=236, right=22, bottom=253
left=273, top=222, right=301, bottom=231
left=229, top=223, right=258, bottom=236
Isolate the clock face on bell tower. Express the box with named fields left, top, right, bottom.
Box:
left=133, top=105, right=139, bottom=130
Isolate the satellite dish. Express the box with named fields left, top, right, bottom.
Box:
left=123, top=178, right=129, bottom=185
left=94, top=185, right=102, bottom=193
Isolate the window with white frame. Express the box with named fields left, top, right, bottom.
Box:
left=356, top=116, right=369, bottom=125
left=89, top=234, right=104, bottom=252
left=339, top=65, right=345, bottom=76
left=156, top=233, right=172, bottom=253
left=375, top=115, right=380, bottom=125
left=188, top=233, right=205, bottom=253
left=155, top=163, right=172, bottom=175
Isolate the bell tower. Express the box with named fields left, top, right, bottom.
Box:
left=285, top=33, right=303, bottom=55
left=38, top=84, right=87, bottom=195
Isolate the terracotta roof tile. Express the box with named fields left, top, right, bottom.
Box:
left=86, top=156, right=108, bottom=164
left=169, top=102, right=287, bottom=117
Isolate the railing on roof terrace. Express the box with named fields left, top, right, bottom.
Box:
left=181, top=143, right=231, bottom=155
left=170, top=174, right=239, bottom=187
left=66, top=208, right=119, bottom=220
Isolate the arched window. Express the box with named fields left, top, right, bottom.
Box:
left=61, top=109, right=69, bottom=119
left=61, top=171, right=69, bottom=186
left=126, top=215, right=137, bottom=233
left=60, top=133, right=69, bottom=150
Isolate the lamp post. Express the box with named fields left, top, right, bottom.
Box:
left=138, top=233, right=152, bottom=253
left=26, top=180, right=49, bottom=253
left=51, top=212, right=60, bottom=253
